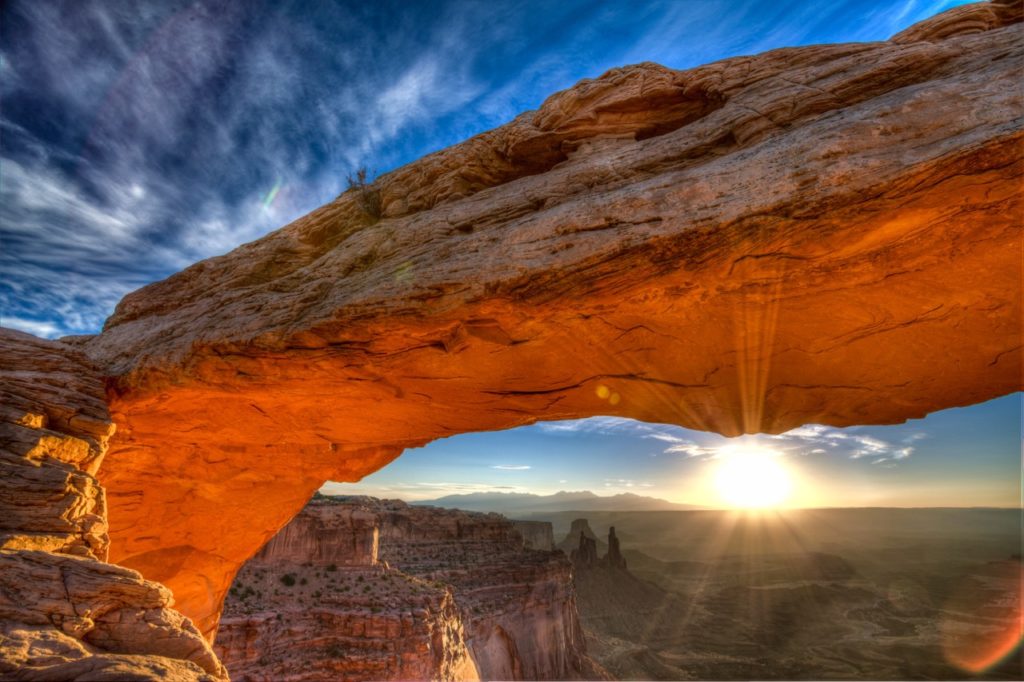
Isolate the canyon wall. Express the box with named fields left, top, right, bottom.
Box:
left=366, top=498, right=599, bottom=680
left=216, top=496, right=603, bottom=681
left=0, top=329, right=227, bottom=681
left=249, top=503, right=379, bottom=567
left=55, top=0, right=1024, bottom=637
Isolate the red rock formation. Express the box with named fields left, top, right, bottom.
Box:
left=217, top=565, right=477, bottom=682
left=71, top=1, right=1023, bottom=636
left=249, top=503, right=379, bottom=567
left=362, top=498, right=600, bottom=680
left=571, top=535, right=600, bottom=569
left=1, top=329, right=113, bottom=559
left=0, top=329, right=228, bottom=680
left=512, top=520, right=555, bottom=551
left=216, top=496, right=603, bottom=680
left=558, top=519, right=604, bottom=557
left=606, top=527, right=626, bottom=571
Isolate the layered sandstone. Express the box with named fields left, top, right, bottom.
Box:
left=217, top=496, right=602, bottom=680
left=363, top=498, right=598, bottom=680
left=249, top=503, right=379, bottom=567
left=217, top=564, right=477, bottom=682
left=0, top=329, right=113, bottom=559
left=0, top=329, right=227, bottom=681
left=69, top=1, right=1023, bottom=634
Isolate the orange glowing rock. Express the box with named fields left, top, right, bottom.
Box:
left=77, top=1, right=1022, bottom=640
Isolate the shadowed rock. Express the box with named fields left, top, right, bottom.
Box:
left=606, top=527, right=627, bottom=570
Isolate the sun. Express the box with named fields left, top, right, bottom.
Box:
left=714, top=446, right=792, bottom=509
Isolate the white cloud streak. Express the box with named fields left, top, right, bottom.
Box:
left=2, top=0, right=959, bottom=337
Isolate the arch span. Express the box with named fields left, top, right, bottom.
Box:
left=84, top=2, right=1022, bottom=640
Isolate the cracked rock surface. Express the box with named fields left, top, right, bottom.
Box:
left=71, top=1, right=1024, bottom=639
left=0, top=329, right=227, bottom=681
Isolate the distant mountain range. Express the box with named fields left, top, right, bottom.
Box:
left=413, top=490, right=700, bottom=515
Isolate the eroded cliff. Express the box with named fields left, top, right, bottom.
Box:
left=216, top=496, right=602, bottom=680
left=0, top=329, right=227, bottom=681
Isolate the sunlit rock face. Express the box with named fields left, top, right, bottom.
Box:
left=216, top=496, right=601, bottom=681
left=81, top=1, right=1021, bottom=638
left=249, top=503, right=379, bottom=567
left=0, top=329, right=227, bottom=681
left=1, top=329, right=113, bottom=560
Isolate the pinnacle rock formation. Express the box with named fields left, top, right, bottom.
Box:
left=560, top=518, right=600, bottom=552
left=572, top=534, right=600, bottom=569
left=1, top=0, right=1017, bottom=641
left=0, top=329, right=228, bottom=681
left=606, top=527, right=627, bottom=570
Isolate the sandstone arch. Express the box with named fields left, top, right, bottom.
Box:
left=78, top=1, right=1022, bottom=640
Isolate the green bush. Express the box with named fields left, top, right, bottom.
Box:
left=280, top=574, right=296, bottom=587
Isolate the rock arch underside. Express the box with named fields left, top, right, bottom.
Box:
left=2, top=0, right=1021, bottom=668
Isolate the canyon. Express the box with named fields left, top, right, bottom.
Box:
left=215, top=495, right=603, bottom=681
left=0, top=1, right=1020, bottom=678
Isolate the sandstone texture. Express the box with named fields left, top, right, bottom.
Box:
left=1, top=329, right=113, bottom=559
left=34, top=0, right=1017, bottom=636
left=217, top=564, right=477, bottom=682
left=216, top=496, right=603, bottom=680
left=0, top=329, right=227, bottom=681
left=366, top=498, right=601, bottom=681
left=249, top=503, right=379, bottom=567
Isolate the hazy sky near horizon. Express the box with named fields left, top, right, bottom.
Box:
left=1, top=0, right=975, bottom=337
left=325, top=393, right=1023, bottom=508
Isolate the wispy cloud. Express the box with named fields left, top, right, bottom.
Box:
left=603, top=478, right=654, bottom=489
left=0, top=0, right=487, bottom=336
left=1, top=0, right=959, bottom=337
left=491, top=464, right=532, bottom=471
left=770, top=423, right=923, bottom=464
left=320, top=479, right=523, bottom=501
left=540, top=414, right=924, bottom=467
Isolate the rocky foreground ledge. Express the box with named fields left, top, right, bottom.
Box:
left=0, top=329, right=226, bottom=681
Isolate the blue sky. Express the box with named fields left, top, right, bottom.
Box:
left=0, top=0, right=972, bottom=337
left=4, top=0, right=1016, bottom=508
left=325, top=394, right=1022, bottom=508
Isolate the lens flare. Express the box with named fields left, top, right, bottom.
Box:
left=942, top=562, right=1023, bottom=674
left=261, top=177, right=283, bottom=210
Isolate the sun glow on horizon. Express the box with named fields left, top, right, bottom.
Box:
left=714, top=446, right=793, bottom=509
